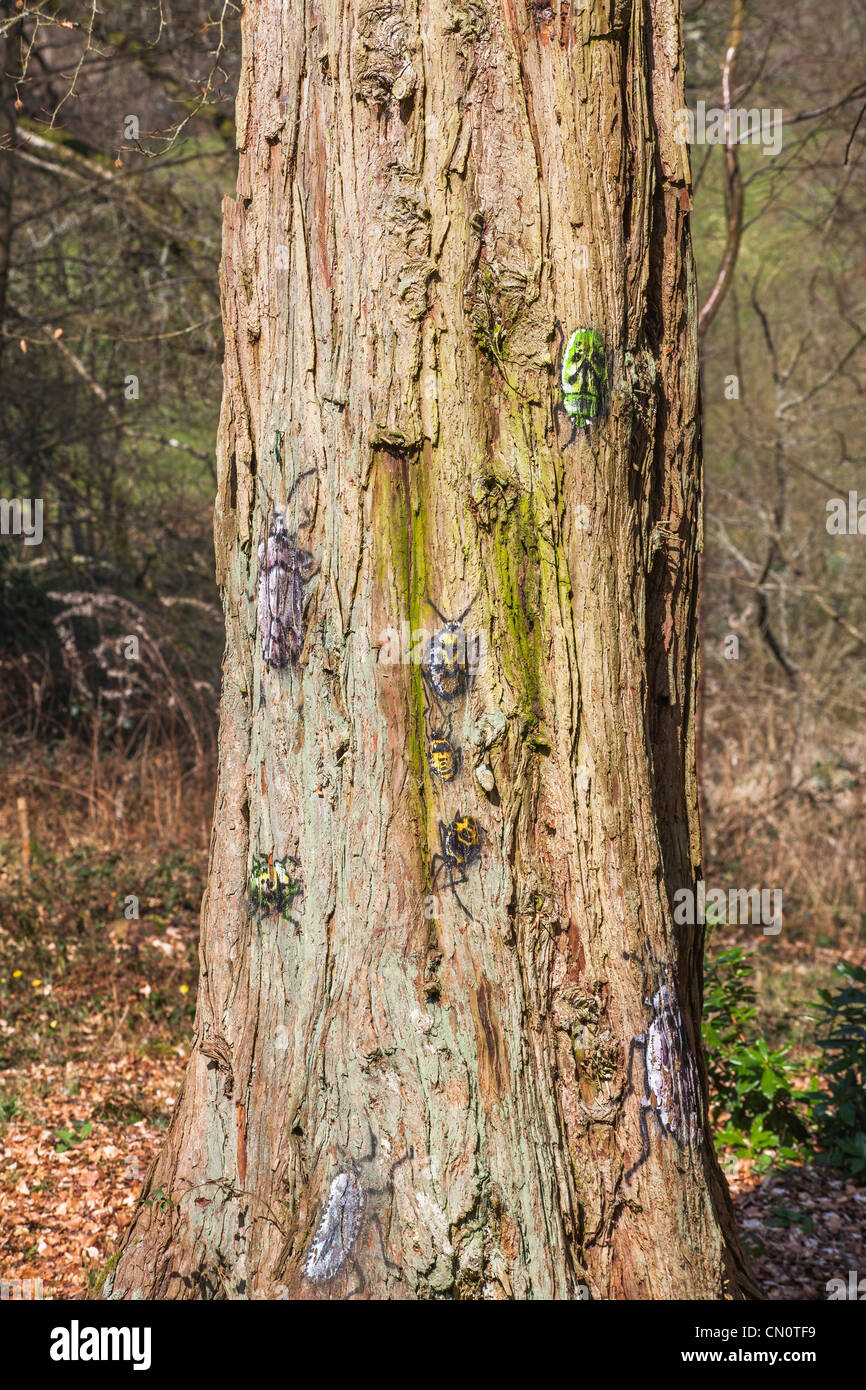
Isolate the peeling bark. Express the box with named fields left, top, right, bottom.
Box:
left=108, top=0, right=758, bottom=1300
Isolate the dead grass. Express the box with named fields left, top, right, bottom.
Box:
left=0, top=738, right=209, bottom=1297
left=701, top=653, right=866, bottom=946
left=0, top=740, right=211, bottom=1070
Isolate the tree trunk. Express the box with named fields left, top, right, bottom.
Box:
left=0, top=9, right=21, bottom=340
left=108, top=0, right=757, bottom=1300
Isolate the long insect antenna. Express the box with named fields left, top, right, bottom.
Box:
left=256, top=475, right=277, bottom=519
left=455, top=590, right=479, bottom=624
left=283, top=466, right=317, bottom=510
left=425, top=591, right=448, bottom=626
left=284, top=466, right=319, bottom=542
left=426, top=590, right=478, bottom=626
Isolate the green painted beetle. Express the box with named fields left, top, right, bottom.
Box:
left=249, top=852, right=303, bottom=922
left=561, top=328, right=606, bottom=432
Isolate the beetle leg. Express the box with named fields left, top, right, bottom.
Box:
left=625, top=1101, right=654, bottom=1184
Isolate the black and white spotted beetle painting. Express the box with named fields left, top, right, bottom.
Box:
left=257, top=467, right=317, bottom=669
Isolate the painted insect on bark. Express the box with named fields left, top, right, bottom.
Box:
left=257, top=467, right=317, bottom=669
left=422, top=592, right=480, bottom=708
left=427, top=724, right=461, bottom=783
left=431, top=814, right=482, bottom=919
left=248, top=852, right=303, bottom=923
left=561, top=327, right=607, bottom=435
left=302, top=1126, right=410, bottom=1292
left=625, top=972, right=702, bottom=1184
left=304, top=1161, right=366, bottom=1284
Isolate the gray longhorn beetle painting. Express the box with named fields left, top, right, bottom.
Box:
left=257, top=467, right=317, bottom=669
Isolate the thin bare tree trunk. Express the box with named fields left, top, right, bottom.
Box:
left=108, top=0, right=757, bottom=1300
left=0, top=8, right=21, bottom=340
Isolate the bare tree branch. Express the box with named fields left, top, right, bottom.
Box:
left=699, top=0, right=745, bottom=336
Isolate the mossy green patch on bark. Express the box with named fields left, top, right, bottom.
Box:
left=87, top=1249, right=121, bottom=1300
left=489, top=487, right=547, bottom=732
left=371, top=455, right=430, bottom=794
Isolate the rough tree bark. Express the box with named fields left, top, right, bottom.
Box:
left=108, top=0, right=757, bottom=1300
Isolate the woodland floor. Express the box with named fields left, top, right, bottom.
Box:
left=0, top=763, right=863, bottom=1301
left=2, top=1046, right=863, bottom=1300
left=3, top=959, right=863, bottom=1300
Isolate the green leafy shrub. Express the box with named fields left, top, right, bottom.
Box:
left=764, top=1202, right=815, bottom=1234
left=703, top=945, right=813, bottom=1169
left=811, top=962, right=866, bottom=1175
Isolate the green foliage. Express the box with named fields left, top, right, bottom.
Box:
left=703, top=945, right=813, bottom=1169
left=705, top=948, right=866, bottom=1175
left=810, top=962, right=866, bottom=1175
left=0, top=1092, right=22, bottom=1126
left=54, top=1119, right=94, bottom=1153
left=85, top=1250, right=120, bottom=1300
left=142, top=1186, right=174, bottom=1214
left=764, top=1202, right=815, bottom=1234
